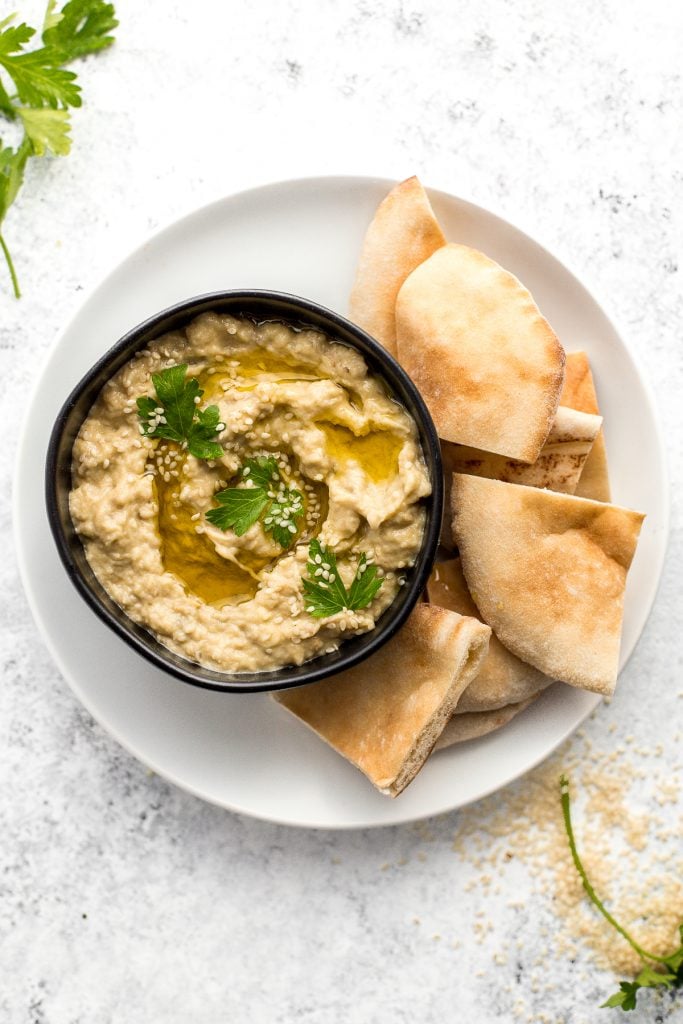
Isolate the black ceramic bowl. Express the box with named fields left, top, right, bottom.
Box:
left=46, top=291, right=443, bottom=693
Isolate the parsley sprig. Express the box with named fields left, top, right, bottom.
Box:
left=137, top=364, right=224, bottom=461
left=206, top=456, right=304, bottom=549
left=302, top=539, right=384, bottom=618
left=560, top=776, right=683, bottom=1012
left=0, top=1, right=117, bottom=297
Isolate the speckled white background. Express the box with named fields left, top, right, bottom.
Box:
left=2, top=1, right=682, bottom=1022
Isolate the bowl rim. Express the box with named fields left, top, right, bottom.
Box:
left=45, top=288, right=443, bottom=693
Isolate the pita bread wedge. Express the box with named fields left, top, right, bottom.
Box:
left=275, top=604, right=490, bottom=797
left=395, top=243, right=566, bottom=461
left=427, top=557, right=552, bottom=712
left=435, top=697, right=537, bottom=750
left=348, top=176, right=446, bottom=356
left=439, top=405, right=602, bottom=547
left=562, top=351, right=611, bottom=502
left=451, top=474, right=644, bottom=696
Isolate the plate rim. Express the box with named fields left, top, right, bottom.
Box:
left=13, top=173, right=670, bottom=829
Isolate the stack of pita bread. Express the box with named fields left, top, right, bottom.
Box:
left=275, top=176, right=644, bottom=798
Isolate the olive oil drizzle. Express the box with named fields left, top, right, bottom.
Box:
left=198, top=351, right=320, bottom=400
left=154, top=455, right=262, bottom=605
left=316, top=421, right=403, bottom=483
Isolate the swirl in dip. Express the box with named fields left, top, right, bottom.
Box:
left=70, top=312, right=432, bottom=672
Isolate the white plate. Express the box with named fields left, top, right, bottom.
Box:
left=15, top=176, right=668, bottom=829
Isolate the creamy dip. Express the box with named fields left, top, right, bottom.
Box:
left=70, top=312, right=431, bottom=672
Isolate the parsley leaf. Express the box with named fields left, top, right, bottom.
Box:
left=43, top=2, right=63, bottom=33
left=634, top=964, right=677, bottom=989
left=206, top=456, right=304, bottom=548
left=264, top=489, right=304, bottom=548
left=189, top=404, right=225, bottom=461
left=0, top=76, right=14, bottom=118
left=42, top=0, right=117, bottom=62
left=0, top=45, right=81, bottom=109
left=0, top=1, right=117, bottom=298
left=0, top=139, right=32, bottom=221
left=137, top=363, right=224, bottom=462
left=0, top=138, right=31, bottom=296
left=347, top=551, right=384, bottom=610
left=601, top=982, right=641, bottom=1011
left=302, top=539, right=384, bottom=618
left=242, top=455, right=279, bottom=490
left=18, top=106, right=71, bottom=155
left=205, top=485, right=270, bottom=538
left=0, top=22, right=35, bottom=58
left=560, top=776, right=683, bottom=1013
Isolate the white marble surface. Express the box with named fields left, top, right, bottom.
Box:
left=2, top=1, right=683, bottom=1021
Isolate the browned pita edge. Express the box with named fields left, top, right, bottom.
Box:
left=274, top=603, right=490, bottom=797
left=439, top=405, right=602, bottom=548
left=562, top=351, right=611, bottom=502
left=434, top=696, right=538, bottom=750
left=395, top=243, right=566, bottom=462
left=426, top=557, right=551, bottom=712
left=347, top=176, right=446, bottom=356
left=451, top=474, right=644, bottom=696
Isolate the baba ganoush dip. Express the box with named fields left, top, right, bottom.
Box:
left=70, top=312, right=432, bottom=672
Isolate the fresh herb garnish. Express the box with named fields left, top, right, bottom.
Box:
left=0, top=1, right=117, bottom=297
left=302, top=538, right=384, bottom=618
left=560, top=776, right=683, bottom=1012
left=137, top=363, right=224, bottom=461
left=206, top=456, right=304, bottom=548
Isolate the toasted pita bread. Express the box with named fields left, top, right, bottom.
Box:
left=274, top=604, right=490, bottom=797
left=395, top=243, right=565, bottom=461
left=427, top=557, right=552, bottom=712
left=562, top=352, right=611, bottom=502
left=451, top=474, right=644, bottom=696
left=435, top=697, right=537, bottom=750
left=439, top=405, right=602, bottom=547
left=348, top=176, right=446, bottom=356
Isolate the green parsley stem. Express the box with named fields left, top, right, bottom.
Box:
left=0, top=234, right=20, bottom=299
left=560, top=776, right=669, bottom=966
